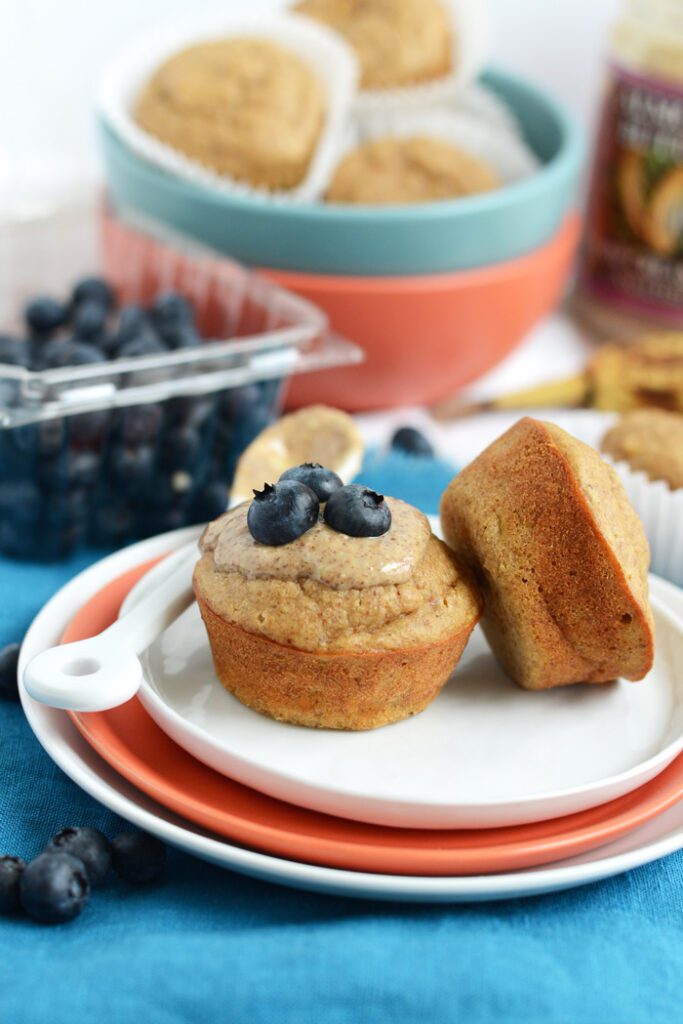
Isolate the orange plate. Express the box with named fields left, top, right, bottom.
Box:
left=272, top=214, right=580, bottom=412
left=66, top=560, right=683, bottom=877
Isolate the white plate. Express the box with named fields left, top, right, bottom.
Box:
left=16, top=525, right=683, bottom=902
left=122, top=515, right=683, bottom=830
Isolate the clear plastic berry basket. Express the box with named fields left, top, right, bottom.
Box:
left=0, top=208, right=361, bottom=560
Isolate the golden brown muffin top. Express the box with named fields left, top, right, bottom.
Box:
left=294, top=0, right=452, bottom=89
left=194, top=532, right=481, bottom=653
left=135, top=38, right=325, bottom=187
left=601, top=408, right=683, bottom=490
left=325, top=135, right=499, bottom=205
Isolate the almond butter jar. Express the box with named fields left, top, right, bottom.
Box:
left=576, top=0, right=683, bottom=339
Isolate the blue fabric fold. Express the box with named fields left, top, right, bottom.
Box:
left=1, top=452, right=681, bottom=1024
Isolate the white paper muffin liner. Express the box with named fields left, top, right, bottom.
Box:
left=98, top=12, right=359, bottom=203
left=604, top=456, right=683, bottom=589
left=332, top=102, right=539, bottom=194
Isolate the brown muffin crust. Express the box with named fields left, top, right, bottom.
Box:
left=601, top=408, right=683, bottom=490
left=326, top=136, right=499, bottom=205
left=135, top=38, right=325, bottom=189
left=440, top=417, right=655, bottom=691
left=194, top=534, right=480, bottom=654
left=293, top=0, right=452, bottom=89
left=196, top=596, right=476, bottom=730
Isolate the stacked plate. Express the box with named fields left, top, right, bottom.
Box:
left=19, top=413, right=683, bottom=903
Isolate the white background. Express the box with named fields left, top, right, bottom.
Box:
left=1, top=0, right=619, bottom=181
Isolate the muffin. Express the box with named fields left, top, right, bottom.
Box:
left=135, top=38, right=326, bottom=189
left=440, top=417, right=655, bottom=691
left=293, top=0, right=452, bottom=90
left=194, top=466, right=481, bottom=730
left=326, top=135, right=499, bottom=205
left=601, top=408, right=683, bottom=490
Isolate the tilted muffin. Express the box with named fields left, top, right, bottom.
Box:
left=194, top=469, right=481, bottom=730
left=326, top=135, right=499, bottom=205
left=293, top=0, right=452, bottom=89
left=135, top=38, right=326, bottom=189
left=601, top=408, right=683, bottom=490
left=440, top=417, right=655, bottom=691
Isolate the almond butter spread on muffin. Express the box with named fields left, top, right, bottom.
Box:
left=293, top=0, right=452, bottom=89
left=135, top=38, right=326, bottom=189
left=325, top=136, right=499, bottom=205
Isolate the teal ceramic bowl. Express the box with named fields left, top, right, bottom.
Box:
left=100, top=68, right=585, bottom=277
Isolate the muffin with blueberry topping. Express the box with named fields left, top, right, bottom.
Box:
left=193, top=464, right=481, bottom=730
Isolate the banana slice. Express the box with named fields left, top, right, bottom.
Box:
left=230, top=405, right=364, bottom=505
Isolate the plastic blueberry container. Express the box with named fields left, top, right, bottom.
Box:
left=0, top=209, right=361, bottom=560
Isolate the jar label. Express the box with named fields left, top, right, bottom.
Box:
left=581, top=63, right=683, bottom=323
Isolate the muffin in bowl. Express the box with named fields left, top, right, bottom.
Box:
left=135, top=37, right=326, bottom=189
left=325, top=135, right=499, bottom=205
left=440, top=417, right=655, bottom=691
left=194, top=465, right=481, bottom=730
left=293, top=0, right=452, bottom=90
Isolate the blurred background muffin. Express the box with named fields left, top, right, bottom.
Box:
left=135, top=37, right=326, bottom=188
left=292, top=0, right=452, bottom=89
left=325, top=135, right=499, bottom=204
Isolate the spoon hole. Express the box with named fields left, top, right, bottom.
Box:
left=63, top=657, right=101, bottom=677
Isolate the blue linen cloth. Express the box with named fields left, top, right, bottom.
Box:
left=1, top=450, right=682, bottom=1024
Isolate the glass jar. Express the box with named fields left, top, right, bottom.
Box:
left=576, top=0, right=683, bottom=339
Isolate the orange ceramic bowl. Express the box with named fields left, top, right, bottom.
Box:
left=270, top=213, right=580, bottom=412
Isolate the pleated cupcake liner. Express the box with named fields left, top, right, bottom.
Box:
left=98, top=11, right=359, bottom=204
left=606, top=458, right=683, bottom=589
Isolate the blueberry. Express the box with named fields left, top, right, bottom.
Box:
left=0, top=522, right=36, bottom=560
left=166, top=395, right=216, bottom=430
left=24, top=297, right=68, bottom=335
left=110, top=445, right=155, bottom=489
left=73, top=300, right=108, bottom=341
left=69, top=409, right=111, bottom=446
left=45, top=828, right=111, bottom=888
left=66, top=451, right=101, bottom=488
left=0, top=481, right=42, bottom=522
left=324, top=484, right=392, bottom=538
left=41, top=339, right=104, bottom=370
left=117, top=333, right=167, bottom=359
left=90, top=503, right=135, bottom=544
left=159, top=324, right=201, bottom=350
left=193, top=482, right=229, bottom=521
left=117, top=304, right=149, bottom=341
left=0, top=643, right=20, bottom=701
left=220, top=384, right=262, bottom=421
left=159, top=426, right=201, bottom=470
left=0, top=335, right=29, bottom=367
left=279, top=463, right=343, bottom=503
left=151, top=292, right=194, bottom=329
left=0, top=856, right=25, bottom=913
left=118, top=404, right=163, bottom=445
left=390, top=426, right=434, bottom=458
left=20, top=852, right=90, bottom=924
left=44, top=487, right=88, bottom=529
left=72, top=276, right=115, bottom=311
left=111, top=832, right=166, bottom=884
left=148, top=506, right=189, bottom=534
left=247, top=480, right=319, bottom=546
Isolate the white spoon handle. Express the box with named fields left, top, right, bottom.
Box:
left=23, top=543, right=197, bottom=712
